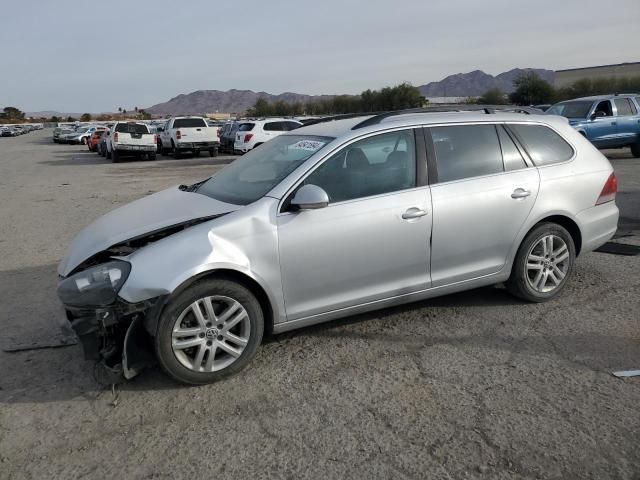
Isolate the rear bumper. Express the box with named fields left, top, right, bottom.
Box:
left=576, top=201, right=619, bottom=253
left=115, top=144, right=156, bottom=152
left=175, top=141, right=219, bottom=150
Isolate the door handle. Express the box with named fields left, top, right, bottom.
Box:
left=402, top=208, right=428, bottom=220
left=511, top=188, right=531, bottom=199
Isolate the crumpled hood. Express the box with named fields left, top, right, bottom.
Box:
left=58, top=186, right=241, bottom=276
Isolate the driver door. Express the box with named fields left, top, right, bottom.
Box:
left=277, top=129, right=432, bottom=321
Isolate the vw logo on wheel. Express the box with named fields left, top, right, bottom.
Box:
left=205, top=328, right=219, bottom=339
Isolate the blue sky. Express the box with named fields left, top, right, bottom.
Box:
left=1, top=0, right=638, bottom=113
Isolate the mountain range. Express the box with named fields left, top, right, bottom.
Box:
left=26, top=68, right=555, bottom=117
left=145, top=68, right=554, bottom=115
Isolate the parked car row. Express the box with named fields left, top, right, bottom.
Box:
left=217, top=118, right=303, bottom=154
left=547, top=93, right=640, bottom=157
left=1, top=124, right=42, bottom=137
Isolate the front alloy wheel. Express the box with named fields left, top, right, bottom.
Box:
left=172, top=296, right=250, bottom=372
left=156, top=279, right=263, bottom=384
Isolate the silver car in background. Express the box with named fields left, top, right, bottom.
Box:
left=57, top=110, right=619, bottom=384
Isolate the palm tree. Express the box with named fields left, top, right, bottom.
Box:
left=118, top=107, right=122, bottom=119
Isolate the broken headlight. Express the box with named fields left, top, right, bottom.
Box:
left=58, top=260, right=131, bottom=307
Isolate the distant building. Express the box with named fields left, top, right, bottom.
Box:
left=206, top=112, right=232, bottom=120
left=555, top=62, right=640, bottom=87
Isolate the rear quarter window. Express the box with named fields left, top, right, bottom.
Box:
left=238, top=123, right=255, bottom=132
left=509, top=124, right=574, bottom=166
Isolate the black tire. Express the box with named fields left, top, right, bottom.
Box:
left=112, top=149, right=120, bottom=163
left=106, top=148, right=112, bottom=159
left=157, top=140, right=163, bottom=153
left=506, top=222, right=576, bottom=303
left=210, top=147, right=218, bottom=157
left=193, top=149, right=200, bottom=157
left=631, top=143, right=640, bottom=158
left=148, top=152, right=156, bottom=161
left=155, top=279, right=264, bottom=385
left=172, top=142, right=181, bottom=159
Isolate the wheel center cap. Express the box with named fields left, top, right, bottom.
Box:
left=205, top=328, right=219, bottom=339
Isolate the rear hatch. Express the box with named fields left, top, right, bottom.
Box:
left=235, top=122, right=255, bottom=143
left=173, top=118, right=217, bottom=142
left=114, top=123, right=154, bottom=145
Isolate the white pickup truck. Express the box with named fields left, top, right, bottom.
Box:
left=158, top=117, right=220, bottom=158
left=106, top=122, right=157, bottom=163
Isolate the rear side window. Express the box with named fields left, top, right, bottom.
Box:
left=614, top=98, right=634, bottom=116
left=264, top=122, right=282, bottom=131
left=115, top=123, right=149, bottom=134
left=431, top=125, right=503, bottom=183
left=497, top=126, right=527, bottom=171
left=173, top=118, right=207, bottom=128
left=283, top=121, right=301, bottom=131
left=238, top=123, right=255, bottom=132
left=509, top=124, right=574, bottom=166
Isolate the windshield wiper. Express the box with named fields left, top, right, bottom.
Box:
left=179, top=179, right=209, bottom=193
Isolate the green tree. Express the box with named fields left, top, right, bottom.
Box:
left=66, top=116, right=76, bottom=122
left=477, top=88, right=508, bottom=105
left=509, top=72, right=555, bottom=105
left=80, top=113, right=92, bottom=122
left=3, top=106, right=25, bottom=121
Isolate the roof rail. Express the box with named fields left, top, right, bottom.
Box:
left=299, top=112, right=383, bottom=127
left=351, top=105, right=542, bottom=130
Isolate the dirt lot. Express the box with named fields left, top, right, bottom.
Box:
left=1, top=130, right=639, bottom=480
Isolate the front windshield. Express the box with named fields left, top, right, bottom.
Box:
left=547, top=101, right=593, bottom=118
left=196, top=135, right=333, bottom=205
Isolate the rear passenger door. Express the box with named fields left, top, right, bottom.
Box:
left=613, top=97, right=639, bottom=144
left=427, top=124, right=540, bottom=286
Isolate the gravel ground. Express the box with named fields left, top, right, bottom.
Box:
left=0, top=130, right=639, bottom=480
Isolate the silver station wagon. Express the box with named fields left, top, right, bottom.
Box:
left=57, top=109, right=619, bottom=384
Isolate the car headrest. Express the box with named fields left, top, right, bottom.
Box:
left=345, top=148, right=369, bottom=170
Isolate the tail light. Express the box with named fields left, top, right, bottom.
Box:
left=113, top=132, right=118, bottom=142
left=244, top=134, right=253, bottom=143
left=176, top=130, right=182, bottom=140
left=596, top=172, right=617, bottom=205
left=153, top=134, right=157, bottom=144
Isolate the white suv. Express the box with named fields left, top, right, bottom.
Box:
left=234, top=118, right=302, bottom=153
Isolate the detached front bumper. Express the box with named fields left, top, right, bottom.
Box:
left=61, top=296, right=164, bottom=380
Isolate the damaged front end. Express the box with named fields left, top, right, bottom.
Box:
left=57, top=215, right=223, bottom=382
left=58, top=259, right=161, bottom=382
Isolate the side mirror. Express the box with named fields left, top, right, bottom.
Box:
left=290, top=184, right=329, bottom=211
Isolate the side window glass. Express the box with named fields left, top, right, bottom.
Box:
left=264, top=122, right=281, bottom=131
left=509, top=124, right=574, bottom=166
left=303, top=130, right=416, bottom=203
left=630, top=99, right=638, bottom=115
left=614, top=98, right=633, bottom=116
left=497, top=126, right=527, bottom=171
left=594, top=101, right=613, bottom=117
left=431, top=125, right=503, bottom=183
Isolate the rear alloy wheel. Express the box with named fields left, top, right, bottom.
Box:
left=507, top=223, right=575, bottom=302
left=155, top=279, right=264, bottom=384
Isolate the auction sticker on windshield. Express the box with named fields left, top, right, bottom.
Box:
left=290, top=140, right=326, bottom=151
